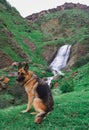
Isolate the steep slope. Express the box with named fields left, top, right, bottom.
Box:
left=0, top=0, right=46, bottom=69
left=0, top=0, right=29, bottom=66
left=27, top=4, right=89, bottom=66
left=0, top=1, right=89, bottom=69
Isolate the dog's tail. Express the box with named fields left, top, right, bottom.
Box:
left=34, top=111, right=50, bottom=124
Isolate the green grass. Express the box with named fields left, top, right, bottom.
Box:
left=29, top=30, right=44, bottom=42
left=0, top=63, right=89, bottom=129
left=0, top=90, right=89, bottom=130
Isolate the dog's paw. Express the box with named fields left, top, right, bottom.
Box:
left=21, top=110, right=28, bottom=113
left=30, top=112, right=37, bottom=115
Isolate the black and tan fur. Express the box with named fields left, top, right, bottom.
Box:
left=16, top=63, right=54, bottom=124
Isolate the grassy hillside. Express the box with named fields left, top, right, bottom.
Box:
left=29, top=8, right=89, bottom=44
left=0, top=0, right=89, bottom=130
left=0, top=0, right=47, bottom=68
left=28, top=7, right=89, bottom=65
left=0, top=64, right=89, bottom=130
left=1, top=1, right=89, bottom=68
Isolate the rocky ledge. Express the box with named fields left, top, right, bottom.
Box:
left=26, top=3, right=89, bottom=22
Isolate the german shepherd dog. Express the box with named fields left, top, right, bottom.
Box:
left=16, top=63, right=54, bottom=124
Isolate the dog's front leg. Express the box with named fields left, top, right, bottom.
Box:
left=21, top=93, right=34, bottom=113
left=21, top=83, right=38, bottom=113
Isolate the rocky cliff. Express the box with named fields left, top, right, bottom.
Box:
left=26, top=3, right=89, bottom=22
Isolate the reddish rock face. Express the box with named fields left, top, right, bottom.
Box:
left=41, top=44, right=58, bottom=64
left=26, top=3, right=89, bottom=22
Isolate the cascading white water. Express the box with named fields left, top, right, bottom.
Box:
left=46, top=44, right=71, bottom=86
left=50, top=44, right=71, bottom=75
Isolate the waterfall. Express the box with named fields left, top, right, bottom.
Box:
left=46, top=44, right=71, bottom=86
left=50, top=44, right=71, bottom=75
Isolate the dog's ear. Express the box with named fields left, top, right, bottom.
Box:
left=24, top=63, right=29, bottom=72
left=18, top=62, right=22, bottom=69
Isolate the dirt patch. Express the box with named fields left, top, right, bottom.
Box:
left=23, top=39, right=36, bottom=52
left=41, top=18, right=59, bottom=28
left=8, top=38, right=31, bottom=62
left=0, top=50, right=13, bottom=69
left=66, top=43, right=89, bottom=69
left=41, top=18, right=59, bottom=35
left=41, top=44, right=58, bottom=64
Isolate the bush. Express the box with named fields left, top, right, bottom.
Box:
left=74, top=54, right=89, bottom=68
left=60, top=78, right=74, bottom=93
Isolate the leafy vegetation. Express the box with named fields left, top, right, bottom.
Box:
left=60, top=78, right=74, bottom=93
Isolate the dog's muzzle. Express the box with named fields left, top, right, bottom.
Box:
left=16, top=76, right=25, bottom=82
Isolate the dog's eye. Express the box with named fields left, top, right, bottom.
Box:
left=21, top=73, right=24, bottom=75
left=18, top=72, right=24, bottom=76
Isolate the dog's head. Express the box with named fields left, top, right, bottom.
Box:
left=16, top=63, right=31, bottom=83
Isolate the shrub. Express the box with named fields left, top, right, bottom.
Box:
left=60, top=78, right=74, bottom=93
